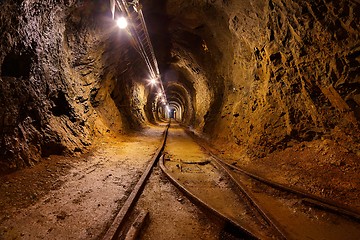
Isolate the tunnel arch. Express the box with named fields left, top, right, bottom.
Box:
left=168, top=100, right=182, bottom=121
left=165, top=81, right=195, bottom=125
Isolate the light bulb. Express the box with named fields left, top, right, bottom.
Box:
left=116, top=17, right=128, bottom=29
left=150, top=79, right=156, bottom=85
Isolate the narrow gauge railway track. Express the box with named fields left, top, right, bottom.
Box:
left=212, top=155, right=360, bottom=222
left=102, top=123, right=279, bottom=240
left=185, top=128, right=360, bottom=239
left=159, top=155, right=283, bottom=240
left=102, top=122, right=360, bottom=240
left=160, top=124, right=287, bottom=240
left=210, top=157, right=360, bottom=239
left=102, top=122, right=257, bottom=240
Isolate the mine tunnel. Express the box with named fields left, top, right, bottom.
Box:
left=1, top=0, right=360, bottom=239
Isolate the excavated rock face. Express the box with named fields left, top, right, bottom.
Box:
left=1, top=0, right=359, bottom=172
left=0, top=0, right=149, bottom=173
left=145, top=0, right=360, bottom=156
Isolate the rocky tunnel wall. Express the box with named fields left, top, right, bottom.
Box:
left=0, top=0, right=151, bottom=173
left=1, top=0, right=360, bottom=172
left=158, top=0, right=360, bottom=157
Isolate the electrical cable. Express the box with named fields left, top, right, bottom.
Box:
left=112, top=0, right=168, bottom=106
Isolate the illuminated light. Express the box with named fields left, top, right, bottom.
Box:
left=166, top=105, right=170, bottom=112
left=116, top=17, right=128, bottom=29
left=157, top=92, right=163, bottom=97
left=148, top=78, right=157, bottom=86
left=150, top=79, right=156, bottom=85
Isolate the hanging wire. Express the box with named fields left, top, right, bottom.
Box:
left=111, top=0, right=168, bottom=105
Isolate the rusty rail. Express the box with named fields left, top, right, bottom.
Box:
left=159, top=155, right=259, bottom=240
left=102, top=124, right=169, bottom=240
left=212, top=154, right=360, bottom=222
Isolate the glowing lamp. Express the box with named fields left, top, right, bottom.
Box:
left=116, top=17, right=128, bottom=29
left=149, top=78, right=157, bottom=85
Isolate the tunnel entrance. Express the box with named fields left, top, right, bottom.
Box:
left=169, top=108, right=175, bottom=119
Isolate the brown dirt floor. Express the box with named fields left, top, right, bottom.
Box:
left=0, top=125, right=165, bottom=239
left=0, top=124, right=226, bottom=240
left=1, top=123, right=359, bottom=239
left=135, top=166, right=223, bottom=240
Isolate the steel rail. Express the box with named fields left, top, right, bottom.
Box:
left=182, top=128, right=360, bottom=222
left=102, top=124, right=169, bottom=240
left=159, top=155, right=260, bottom=240
left=212, top=154, right=360, bottom=222
left=211, top=158, right=289, bottom=240
left=160, top=124, right=290, bottom=239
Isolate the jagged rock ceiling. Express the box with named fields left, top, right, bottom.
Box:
left=0, top=0, right=359, bottom=172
